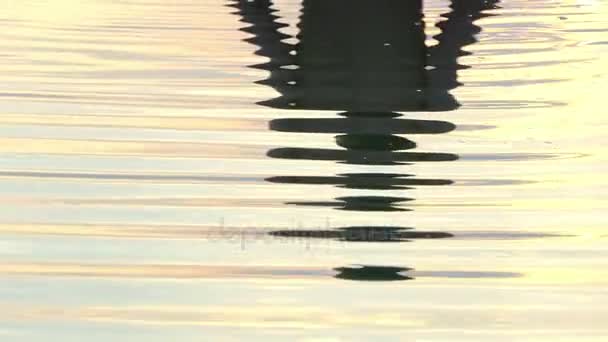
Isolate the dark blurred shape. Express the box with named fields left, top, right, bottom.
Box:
left=334, top=265, right=413, bottom=281
left=269, top=116, right=456, bottom=134
left=257, top=0, right=457, bottom=112
left=269, top=226, right=453, bottom=242
left=335, top=134, right=416, bottom=151
left=266, top=173, right=452, bottom=190
left=287, top=196, right=413, bottom=211
left=259, top=0, right=464, bottom=165
left=232, top=0, right=499, bottom=248
left=267, top=147, right=458, bottom=165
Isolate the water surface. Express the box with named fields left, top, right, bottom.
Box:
left=1, top=0, right=607, bottom=340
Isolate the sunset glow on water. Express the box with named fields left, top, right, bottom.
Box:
left=0, top=0, right=607, bottom=340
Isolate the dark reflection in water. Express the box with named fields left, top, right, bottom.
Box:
left=268, top=173, right=452, bottom=190
left=334, top=266, right=413, bottom=282
left=270, top=226, right=453, bottom=242
left=267, top=147, right=458, bottom=164
left=287, top=196, right=413, bottom=212
left=332, top=265, right=523, bottom=282
left=233, top=0, right=499, bottom=276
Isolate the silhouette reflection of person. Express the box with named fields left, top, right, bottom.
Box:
left=232, top=0, right=498, bottom=245
left=258, top=0, right=459, bottom=112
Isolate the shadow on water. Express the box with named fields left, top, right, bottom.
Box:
left=232, top=0, right=500, bottom=280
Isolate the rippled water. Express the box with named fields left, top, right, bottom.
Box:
left=1, top=0, right=607, bottom=340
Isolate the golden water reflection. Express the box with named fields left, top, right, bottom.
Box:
left=0, top=0, right=607, bottom=340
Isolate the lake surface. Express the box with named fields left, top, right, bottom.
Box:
left=1, top=0, right=607, bottom=340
